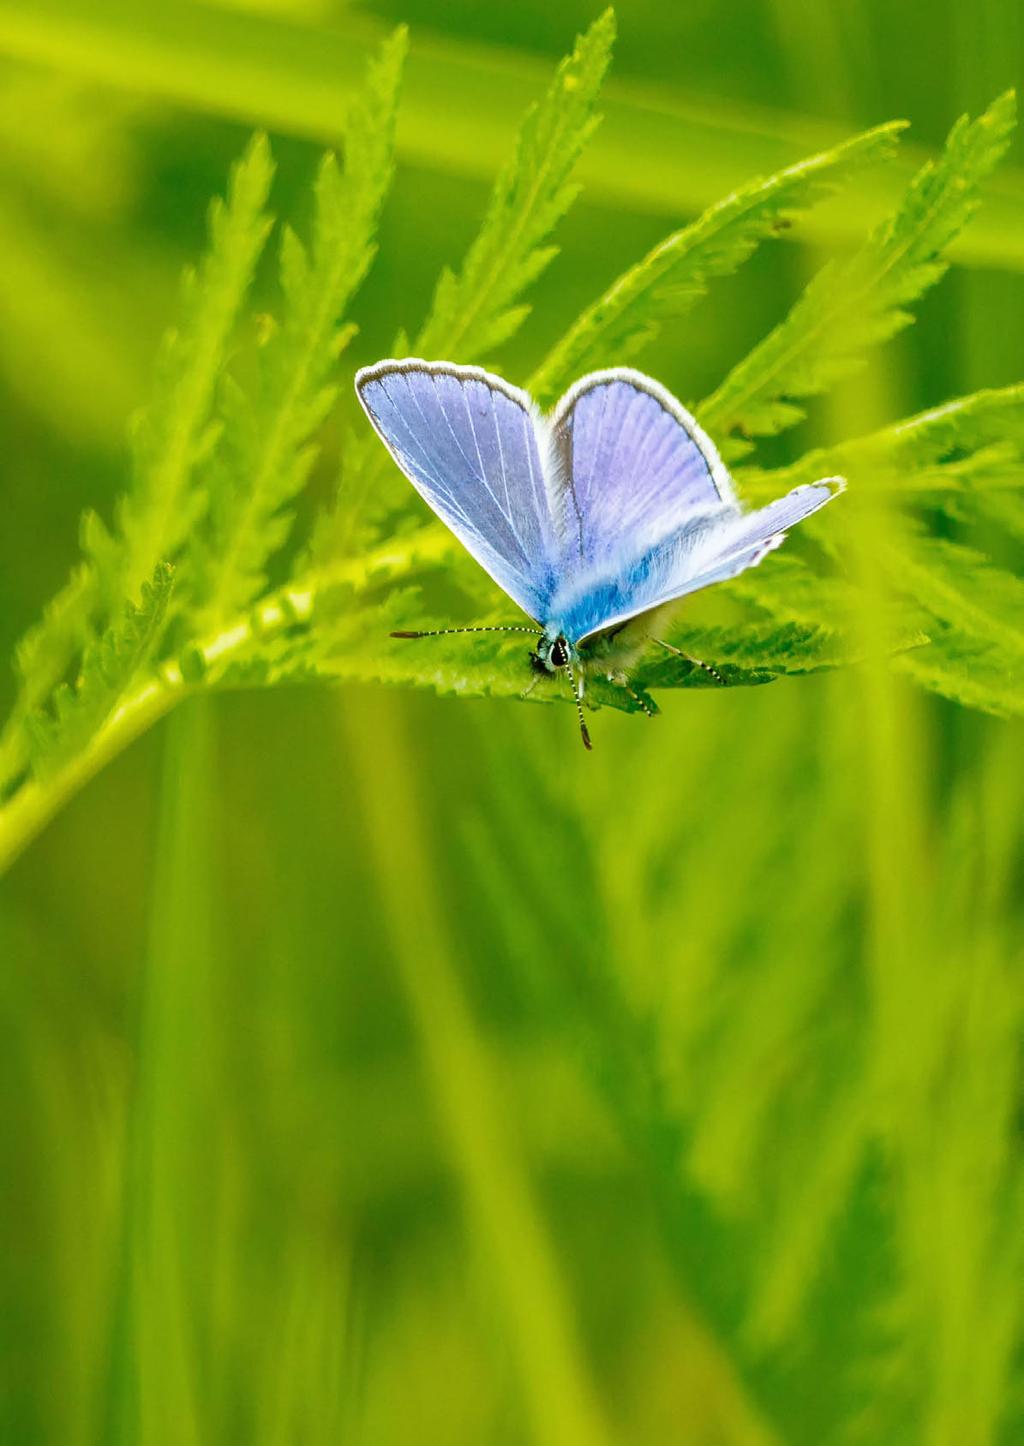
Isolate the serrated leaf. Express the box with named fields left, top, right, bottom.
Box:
left=314, top=12, right=615, bottom=561
left=26, top=564, right=174, bottom=780
left=114, top=133, right=275, bottom=600
left=0, top=562, right=98, bottom=798
left=528, top=120, right=903, bottom=405
left=414, top=9, right=615, bottom=363
left=895, top=632, right=1023, bottom=716
left=190, top=29, right=405, bottom=630
left=735, top=384, right=1024, bottom=501
left=882, top=527, right=1024, bottom=660
left=701, top=92, right=1017, bottom=455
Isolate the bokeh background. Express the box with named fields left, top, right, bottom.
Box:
left=2, top=2, right=1023, bottom=1443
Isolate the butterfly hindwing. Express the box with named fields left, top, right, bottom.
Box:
left=559, top=478, right=844, bottom=643
left=356, top=359, right=562, bottom=622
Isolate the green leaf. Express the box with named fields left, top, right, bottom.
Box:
left=190, top=28, right=406, bottom=630
left=895, top=630, right=1023, bottom=716
left=26, top=563, right=174, bottom=780
left=315, top=12, right=615, bottom=560
left=414, top=8, right=615, bottom=363
left=882, top=527, right=1024, bottom=662
left=528, top=120, right=903, bottom=405
left=631, top=619, right=864, bottom=691
left=734, top=384, right=1024, bottom=501
left=0, top=132, right=274, bottom=797
left=112, top=132, right=275, bottom=603
left=0, top=562, right=97, bottom=798
left=701, top=92, right=1018, bottom=455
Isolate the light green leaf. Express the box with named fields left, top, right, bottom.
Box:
left=190, top=28, right=406, bottom=630
left=735, top=384, right=1024, bottom=500
left=414, top=9, right=615, bottom=363
left=317, top=12, right=615, bottom=559
left=701, top=93, right=1017, bottom=455
left=528, top=121, right=903, bottom=405
left=26, top=563, right=174, bottom=780
left=113, top=132, right=275, bottom=602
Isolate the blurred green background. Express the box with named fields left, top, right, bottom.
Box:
left=1, top=1, right=1023, bottom=1443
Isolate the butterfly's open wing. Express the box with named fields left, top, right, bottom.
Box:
left=553, top=478, right=844, bottom=644
left=549, top=368, right=739, bottom=566
left=356, top=359, right=562, bottom=622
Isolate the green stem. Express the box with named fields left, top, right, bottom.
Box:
left=0, top=525, right=456, bottom=877
left=0, top=673, right=178, bottom=877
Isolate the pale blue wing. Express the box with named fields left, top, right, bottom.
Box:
left=550, top=368, right=739, bottom=567
left=355, top=359, right=562, bottom=622
left=550, top=478, right=844, bottom=644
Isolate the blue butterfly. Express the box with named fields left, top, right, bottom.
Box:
left=356, top=359, right=843, bottom=748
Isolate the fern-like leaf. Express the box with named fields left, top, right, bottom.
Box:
left=896, top=630, right=1023, bottom=716
left=0, top=562, right=96, bottom=798
left=735, top=384, right=1024, bottom=500
left=26, top=564, right=174, bottom=779
left=0, top=137, right=274, bottom=795
left=884, top=527, right=1024, bottom=662
left=414, top=9, right=615, bottom=362
left=111, top=135, right=275, bottom=601
left=528, top=121, right=903, bottom=405
left=701, top=92, right=1017, bottom=455
left=313, top=12, right=615, bottom=562
left=191, top=28, right=406, bottom=629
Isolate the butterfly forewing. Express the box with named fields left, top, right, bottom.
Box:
left=550, top=369, right=738, bottom=568
left=356, top=360, right=561, bottom=622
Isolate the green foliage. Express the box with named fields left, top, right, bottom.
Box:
left=2, top=10, right=1024, bottom=1445
left=735, top=383, right=1024, bottom=499
left=311, top=9, right=616, bottom=563
left=0, top=22, right=1021, bottom=866
left=110, top=133, right=276, bottom=606
left=414, top=9, right=615, bottom=363
left=189, top=28, right=406, bottom=630
left=701, top=91, right=1017, bottom=451
left=528, top=119, right=903, bottom=405
left=0, top=562, right=95, bottom=797
left=25, top=563, right=173, bottom=779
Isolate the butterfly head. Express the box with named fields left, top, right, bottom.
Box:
left=530, top=630, right=576, bottom=675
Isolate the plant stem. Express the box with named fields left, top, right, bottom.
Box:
left=0, top=587, right=304, bottom=877
left=0, top=674, right=179, bottom=877
left=0, top=525, right=457, bottom=877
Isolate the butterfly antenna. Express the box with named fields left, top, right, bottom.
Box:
left=391, top=625, right=542, bottom=639
left=563, top=658, right=592, bottom=751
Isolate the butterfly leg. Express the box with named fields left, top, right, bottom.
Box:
left=653, top=638, right=727, bottom=687
left=607, top=673, right=659, bottom=719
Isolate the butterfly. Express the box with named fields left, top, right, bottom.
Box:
left=355, top=359, right=844, bottom=748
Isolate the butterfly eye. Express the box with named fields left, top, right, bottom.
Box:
left=551, top=638, right=569, bottom=668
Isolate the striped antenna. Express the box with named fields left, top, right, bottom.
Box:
left=563, top=658, right=592, bottom=750
left=391, top=625, right=543, bottom=639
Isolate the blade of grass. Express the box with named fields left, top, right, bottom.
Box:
left=103, top=698, right=222, bottom=1445
left=0, top=0, right=1023, bottom=266
left=341, top=689, right=613, bottom=1446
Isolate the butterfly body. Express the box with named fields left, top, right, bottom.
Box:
left=355, top=358, right=844, bottom=746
